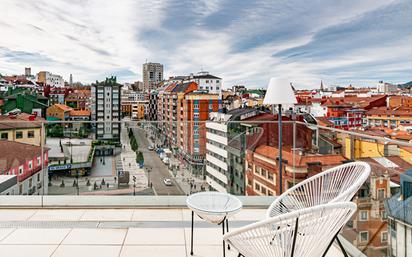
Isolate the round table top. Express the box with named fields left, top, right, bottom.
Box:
left=186, top=192, right=242, bottom=223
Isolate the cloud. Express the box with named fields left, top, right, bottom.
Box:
left=0, top=0, right=410, bottom=89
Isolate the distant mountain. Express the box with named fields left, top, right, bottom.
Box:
left=398, top=81, right=412, bottom=89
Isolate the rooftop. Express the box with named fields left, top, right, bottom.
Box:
left=0, top=206, right=346, bottom=257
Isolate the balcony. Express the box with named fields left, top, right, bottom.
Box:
left=0, top=119, right=411, bottom=257
left=0, top=197, right=354, bottom=257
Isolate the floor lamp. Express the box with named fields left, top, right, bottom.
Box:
left=263, top=78, right=297, bottom=194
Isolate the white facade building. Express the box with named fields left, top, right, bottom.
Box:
left=205, top=109, right=260, bottom=193
left=206, top=118, right=229, bottom=193
left=309, top=102, right=328, bottom=117
left=187, top=71, right=222, bottom=94
left=377, top=81, right=398, bottom=94
left=0, top=175, right=18, bottom=195
left=37, top=71, right=64, bottom=88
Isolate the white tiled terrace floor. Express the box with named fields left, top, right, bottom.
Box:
left=0, top=208, right=344, bottom=257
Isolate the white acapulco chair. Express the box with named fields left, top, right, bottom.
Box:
left=224, top=202, right=357, bottom=257
left=186, top=191, right=243, bottom=257
left=266, top=161, right=371, bottom=256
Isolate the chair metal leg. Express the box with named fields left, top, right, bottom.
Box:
left=226, top=219, right=230, bottom=250
left=335, top=235, right=348, bottom=257
left=190, top=211, right=194, bottom=255
left=222, top=221, right=226, bottom=257
left=322, top=229, right=348, bottom=257
left=290, top=217, right=299, bottom=257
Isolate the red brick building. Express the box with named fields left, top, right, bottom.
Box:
left=181, top=92, right=220, bottom=174
left=245, top=145, right=347, bottom=195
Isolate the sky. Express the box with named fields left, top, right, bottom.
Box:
left=0, top=0, right=411, bottom=89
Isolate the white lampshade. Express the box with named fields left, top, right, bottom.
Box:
left=263, top=78, right=297, bottom=105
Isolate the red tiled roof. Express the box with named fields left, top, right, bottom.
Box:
left=254, top=145, right=347, bottom=167
left=69, top=110, right=91, bottom=116
left=367, top=107, right=412, bottom=116
left=0, top=113, right=44, bottom=130
left=315, top=117, right=334, bottom=127
left=53, top=104, right=72, bottom=112
left=0, top=141, right=48, bottom=171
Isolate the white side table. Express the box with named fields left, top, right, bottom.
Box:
left=186, top=192, right=243, bottom=257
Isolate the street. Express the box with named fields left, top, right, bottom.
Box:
left=132, top=127, right=185, bottom=195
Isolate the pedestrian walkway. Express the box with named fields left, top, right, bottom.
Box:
left=120, top=127, right=148, bottom=192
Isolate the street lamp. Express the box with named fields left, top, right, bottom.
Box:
left=263, top=78, right=297, bottom=195
left=146, top=166, right=152, bottom=187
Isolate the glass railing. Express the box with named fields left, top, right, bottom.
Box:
left=0, top=118, right=411, bottom=257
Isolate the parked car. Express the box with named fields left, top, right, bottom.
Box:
left=148, top=145, right=154, bottom=151
left=163, top=178, right=172, bottom=186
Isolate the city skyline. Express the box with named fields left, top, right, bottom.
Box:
left=0, top=0, right=412, bottom=88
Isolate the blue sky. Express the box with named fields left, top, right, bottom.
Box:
left=0, top=0, right=411, bottom=89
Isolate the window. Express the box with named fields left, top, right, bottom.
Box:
left=28, top=161, right=32, bottom=170
left=261, top=169, right=267, bottom=178
left=378, top=189, right=385, bottom=199
left=359, top=231, right=368, bottom=243
left=261, top=187, right=266, bottom=195
left=37, top=157, right=41, bottom=166
left=381, top=231, right=388, bottom=242
left=27, top=131, right=35, bottom=138
left=19, top=184, right=23, bottom=195
left=1, top=133, right=8, bottom=139
left=359, top=210, right=368, bottom=221
left=268, top=173, right=274, bottom=181
left=381, top=211, right=388, bottom=220
left=254, top=183, right=260, bottom=191
left=16, top=131, right=23, bottom=139
left=18, top=166, right=24, bottom=175
left=390, top=219, right=396, bottom=232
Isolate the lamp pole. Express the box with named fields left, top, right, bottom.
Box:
left=263, top=78, right=296, bottom=196
left=278, top=104, right=283, bottom=195
left=133, top=175, right=136, bottom=196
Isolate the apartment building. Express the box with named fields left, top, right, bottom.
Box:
left=65, top=90, right=91, bottom=110
left=205, top=108, right=260, bottom=193
left=46, top=104, right=72, bottom=121
left=342, top=157, right=412, bottom=257
left=0, top=113, right=44, bottom=146
left=181, top=91, right=220, bottom=175
left=148, top=90, right=158, bottom=122
left=387, top=95, right=412, bottom=108
left=92, top=77, right=122, bottom=141
left=157, top=82, right=198, bottom=150
left=37, top=71, right=64, bottom=88
left=385, top=169, right=412, bottom=257
left=143, top=62, right=163, bottom=93
left=186, top=71, right=222, bottom=94
left=48, top=87, right=67, bottom=105
left=367, top=107, right=412, bottom=128
left=245, top=145, right=347, bottom=195
left=0, top=141, right=49, bottom=195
